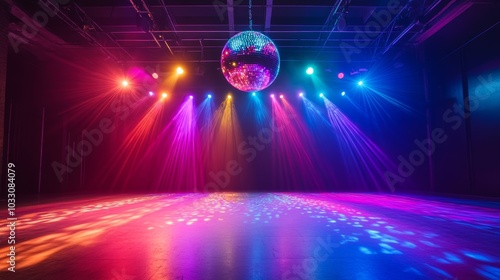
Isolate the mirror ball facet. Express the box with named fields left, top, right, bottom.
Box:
left=221, top=31, right=280, bottom=92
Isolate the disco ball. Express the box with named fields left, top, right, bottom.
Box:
left=221, top=31, right=280, bottom=92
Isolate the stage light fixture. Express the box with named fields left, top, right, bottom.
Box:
left=152, top=73, right=159, bottom=79
left=299, top=92, right=304, bottom=97
left=208, top=94, right=212, bottom=99
left=358, top=81, right=363, bottom=86
left=320, top=93, right=324, bottom=98
left=279, top=94, right=284, bottom=99
left=341, top=91, right=346, bottom=96
left=189, top=95, right=193, bottom=99
left=270, top=94, right=275, bottom=98
left=176, top=67, right=184, bottom=75
left=338, top=72, right=344, bottom=79
left=306, top=67, right=314, bottom=75
left=227, top=94, right=232, bottom=99
left=162, top=93, right=167, bottom=98
left=149, top=91, right=154, bottom=96
left=121, top=80, right=129, bottom=87
left=252, top=92, right=256, bottom=96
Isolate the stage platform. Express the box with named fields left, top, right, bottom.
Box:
left=2, top=193, right=499, bottom=279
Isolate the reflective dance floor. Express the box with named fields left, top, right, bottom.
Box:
left=2, top=193, right=500, bottom=279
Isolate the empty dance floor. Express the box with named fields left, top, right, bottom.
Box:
left=2, top=193, right=500, bottom=280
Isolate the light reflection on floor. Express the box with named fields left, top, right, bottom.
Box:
left=1, top=193, right=499, bottom=279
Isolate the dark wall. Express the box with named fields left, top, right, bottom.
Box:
left=4, top=51, right=115, bottom=195
left=425, top=23, right=500, bottom=197
left=3, top=45, right=428, bottom=195
left=4, top=51, right=43, bottom=195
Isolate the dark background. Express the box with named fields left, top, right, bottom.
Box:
left=1, top=0, right=499, bottom=197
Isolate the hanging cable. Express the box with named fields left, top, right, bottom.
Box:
left=249, top=0, right=253, bottom=30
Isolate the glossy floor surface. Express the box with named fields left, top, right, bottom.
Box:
left=1, top=193, right=500, bottom=280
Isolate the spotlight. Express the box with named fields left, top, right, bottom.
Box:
left=227, top=94, right=232, bottom=99
left=149, top=91, right=154, bottom=96
left=152, top=73, right=159, bottom=79
left=338, top=72, right=344, bottom=79
left=270, top=94, right=275, bottom=98
left=162, top=93, right=167, bottom=98
left=306, top=67, right=314, bottom=75
left=208, top=94, right=212, bottom=99
left=341, top=91, right=346, bottom=96
left=299, top=92, right=304, bottom=97
left=121, top=80, right=129, bottom=87
left=279, top=94, right=284, bottom=99
left=252, top=92, right=256, bottom=96
left=319, top=93, right=324, bottom=98
left=358, top=81, right=363, bottom=86
left=176, top=67, right=184, bottom=75
left=189, top=95, right=193, bottom=99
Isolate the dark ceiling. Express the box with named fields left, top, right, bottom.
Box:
left=5, top=0, right=500, bottom=70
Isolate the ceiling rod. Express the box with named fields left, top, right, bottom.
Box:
left=128, top=0, right=174, bottom=56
